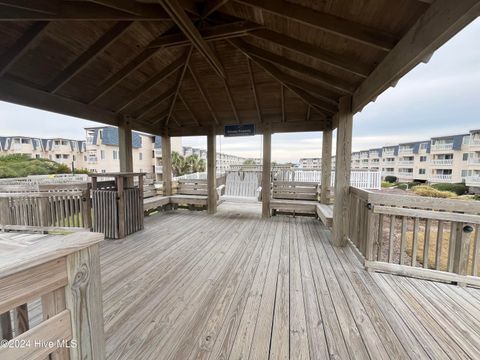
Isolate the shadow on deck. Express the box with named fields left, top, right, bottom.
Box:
left=100, top=201, right=480, bottom=359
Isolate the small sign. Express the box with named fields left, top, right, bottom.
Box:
left=224, top=124, right=255, bottom=137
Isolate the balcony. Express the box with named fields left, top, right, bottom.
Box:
left=155, top=165, right=163, bottom=173
left=431, top=143, right=453, bottom=151
left=398, top=172, right=413, bottom=177
left=431, top=174, right=453, bottom=182
left=397, top=160, right=414, bottom=166
left=398, top=148, right=414, bottom=155
left=432, top=159, right=453, bottom=166
left=382, top=151, right=395, bottom=156
left=466, top=175, right=480, bottom=186
left=87, top=156, right=98, bottom=163
left=468, top=157, right=480, bottom=166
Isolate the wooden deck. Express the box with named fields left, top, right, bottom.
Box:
left=97, top=202, right=480, bottom=359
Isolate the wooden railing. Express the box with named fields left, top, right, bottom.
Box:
left=0, top=184, right=92, bottom=231
left=0, top=231, right=105, bottom=359
left=347, top=187, right=480, bottom=287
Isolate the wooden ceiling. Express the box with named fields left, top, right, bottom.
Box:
left=0, top=0, right=478, bottom=136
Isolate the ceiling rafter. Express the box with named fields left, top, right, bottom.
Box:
left=0, top=21, right=49, bottom=76
left=158, top=0, right=225, bottom=78
left=116, top=54, right=187, bottom=112
left=249, top=29, right=371, bottom=78
left=179, top=94, right=201, bottom=126
left=165, top=46, right=193, bottom=126
left=230, top=38, right=354, bottom=94
left=133, top=85, right=176, bottom=120
left=47, top=21, right=133, bottom=94
left=305, top=105, right=311, bottom=121
left=281, top=85, right=285, bottom=123
left=246, top=58, right=262, bottom=123
left=201, top=0, right=231, bottom=18
left=0, top=1, right=169, bottom=20
left=236, top=0, right=398, bottom=51
left=148, top=20, right=262, bottom=49
left=187, top=64, right=219, bottom=125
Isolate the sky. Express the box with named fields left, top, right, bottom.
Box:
left=0, top=18, right=479, bottom=163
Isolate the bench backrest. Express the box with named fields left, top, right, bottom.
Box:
left=272, top=181, right=319, bottom=201
left=176, top=179, right=208, bottom=196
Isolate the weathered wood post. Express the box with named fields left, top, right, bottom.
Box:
left=118, top=116, right=133, bottom=174
left=161, top=130, right=173, bottom=196
left=332, top=96, right=353, bottom=247
left=320, top=128, right=332, bottom=204
left=262, top=123, right=272, bottom=218
left=453, top=223, right=475, bottom=280
left=207, top=126, right=217, bottom=214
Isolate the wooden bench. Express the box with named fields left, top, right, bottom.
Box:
left=270, top=181, right=319, bottom=216
left=316, top=203, right=334, bottom=227
left=144, top=195, right=170, bottom=212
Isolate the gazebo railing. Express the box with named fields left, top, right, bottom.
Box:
left=347, top=187, right=480, bottom=287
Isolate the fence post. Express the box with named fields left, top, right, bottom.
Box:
left=453, top=223, right=474, bottom=283
left=82, top=184, right=92, bottom=229
left=365, top=202, right=377, bottom=266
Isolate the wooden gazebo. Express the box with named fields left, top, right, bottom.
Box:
left=0, top=0, right=478, bottom=246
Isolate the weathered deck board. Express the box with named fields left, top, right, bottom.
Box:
left=14, top=202, right=480, bottom=359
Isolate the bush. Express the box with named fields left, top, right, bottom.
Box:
left=397, top=183, right=408, bottom=190
left=384, top=175, right=397, bottom=183
left=412, top=185, right=457, bottom=198
left=0, top=154, right=71, bottom=178
left=381, top=181, right=396, bottom=188
left=431, top=183, right=468, bottom=196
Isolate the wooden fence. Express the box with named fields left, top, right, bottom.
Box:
left=0, top=185, right=91, bottom=230
left=347, top=187, right=480, bottom=287
left=0, top=231, right=105, bottom=359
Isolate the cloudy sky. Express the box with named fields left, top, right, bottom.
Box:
left=1, top=18, right=479, bottom=163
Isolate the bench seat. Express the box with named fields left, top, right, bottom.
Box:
left=169, top=194, right=208, bottom=206
left=144, top=195, right=170, bottom=212
left=270, top=199, right=317, bottom=214
left=316, top=204, right=334, bottom=227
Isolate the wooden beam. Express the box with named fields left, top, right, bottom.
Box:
left=47, top=21, right=133, bottom=93
left=179, top=94, right=201, bottom=126
left=231, top=38, right=354, bottom=94
left=320, top=128, right=332, bottom=204
left=0, top=21, right=49, bottom=76
left=188, top=64, right=220, bottom=125
left=0, top=0, right=58, bottom=14
left=247, top=58, right=262, bottom=123
left=353, top=0, right=480, bottom=112
left=249, top=29, right=371, bottom=78
left=236, top=0, right=397, bottom=51
left=281, top=85, right=285, bottom=123
left=262, top=123, right=272, bottom=218
left=149, top=21, right=262, bottom=48
left=87, top=0, right=168, bottom=17
left=332, top=96, right=353, bottom=247
left=118, top=116, right=133, bottom=173
left=0, top=2, right=169, bottom=20
left=202, top=0, right=231, bottom=18
left=159, top=0, right=225, bottom=78
left=161, top=131, right=173, bottom=196
left=221, top=75, right=240, bottom=123
left=305, top=105, right=311, bottom=121
left=165, top=47, right=193, bottom=126
left=132, top=85, right=175, bottom=119
left=207, top=126, right=217, bottom=214
left=116, top=54, right=186, bottom=112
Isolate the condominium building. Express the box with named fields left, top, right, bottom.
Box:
left=297, top=128, right=480, bottom=192
left=0, top=135, right=86, bottom=169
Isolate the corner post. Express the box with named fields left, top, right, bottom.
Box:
left=332, top=96, right=353, bottom=247
left=320, top=128, right=332, bottom=204
left=262, top=123, right=272, bottom=218
left=118, top=116, right=133, bottom=173
left=161, top=130, right=172, bottom=196
left=207, top=126, right=217, bottom=214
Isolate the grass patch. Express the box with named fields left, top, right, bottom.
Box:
left=411, top=185, right=457, bottom=198
left=0, top=154, right=71, bottom=178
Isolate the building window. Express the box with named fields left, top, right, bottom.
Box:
left=55, top=154, right=61, bottom=159
left=113, top=150, right=118, bottom=160
left=100, top=150, right=105, bottom=160
left=63, top=154, right=69, bottom=159
left=152, top=150, right=155, bottom=158
left=73, top=155, right=76, bottom=161
left=35, top=154, right=40, bottom=159
left=420, top=156, right=427, bottom=162
left=84, top=155, right=87, bottom=161
left=419, top=169, right=426, bottom=175
left=101, top=169, right=106, bottom=173
left=139, top=152, right=143, bottom=160
left=463, top=153, right=469, bottom=161
left=461, top=170, right=468, bottom=177
left=21, top=138, right=29, bottom=144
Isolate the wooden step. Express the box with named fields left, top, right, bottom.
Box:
left=316, top=204, right=334, bottom=227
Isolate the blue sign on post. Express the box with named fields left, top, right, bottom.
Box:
left=224, top=124, right=255, bottom=137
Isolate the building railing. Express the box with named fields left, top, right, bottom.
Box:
left=432, top=159, right=453, bottom=166
left=155, top=165, right=163, bottom=174
left=398, top=148, right=414, bottom=154
left=468, top=158, right=480, bottom=165
left=431, top=174, right=453, bottom=182
left=347, top=187, right=480, bottom=287
left=397, top=160, right=414, bottom=165
left=431, top=143, right=454, bottom=151
left=466, top=176, right=480, bottom=185
left=398, top=172, right=413, bottom=177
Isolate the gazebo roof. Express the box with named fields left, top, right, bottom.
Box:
left=0, top=0, right=478, bottom=136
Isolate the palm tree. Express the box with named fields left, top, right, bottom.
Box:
left=171, top=151, right=185, bottom=176
left=184, top=154, right=205, bottom=174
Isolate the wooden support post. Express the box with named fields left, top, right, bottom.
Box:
left=42, top=288, right=69, bottom=359
left=262, top=124, right=272, bottom=218
left=118, top=116, right=133, bottom=174
left=65, top=243, right=105, bottom=360
left=0, top=311, right=12, bottom=340
left=453, top=223, right=474, bottom=278
left=116, top=175, right=125, bottom=239
left=332, top=96, right=353, bottom=247
left=207, top=126, right=217, bottom=214
left=320, top=128, right=332, bottom=204
left=161, top=132, right=172, bottom=196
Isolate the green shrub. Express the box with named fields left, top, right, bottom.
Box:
left=397, top=183, right=408, bottom=190
left=384, top=175, right=397, bottom=183
left=382, top=181, right=396, bottom=188
left=412, top=185, right=457, bottom=198
left=473, top=194, right=480, bottom=201
left=0, top=154, right=71, bottom=178
left=431, top=183, right=468, bottom=196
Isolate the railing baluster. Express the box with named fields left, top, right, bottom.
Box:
left=423, top=219, right=432, bottom=269
left=388, top=215, right=395, bottom=263
left=411, top=217, right=419, bottom=267
left=399, top=217, right=407, bottom=265
left=435, top=220, right=444, bottom=270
